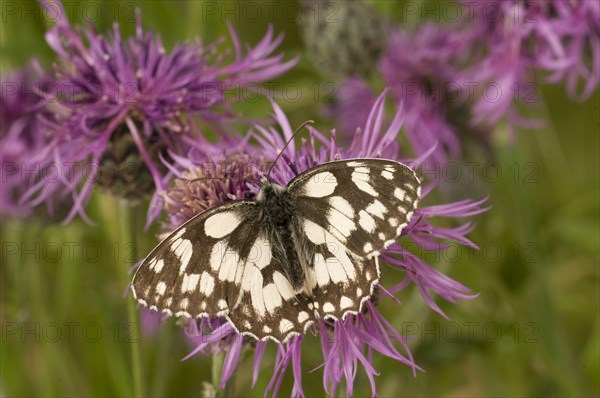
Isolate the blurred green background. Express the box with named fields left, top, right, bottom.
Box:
left=1, top=1, right=598, bottom=397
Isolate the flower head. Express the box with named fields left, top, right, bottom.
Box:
left=379, top=26, right=466, bottom=166
left=162, top=92, right=487, bottom=396
left=299, top=0, right=388, bottom=77
left=24, top=0, right=296, bottom=224
left=527, top=0, right=600, bottom=101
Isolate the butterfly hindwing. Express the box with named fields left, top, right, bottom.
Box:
left=296, top=218, right=380, bottom=320
left=224, top=228, right=316, bottom=341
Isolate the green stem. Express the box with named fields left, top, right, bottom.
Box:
left=118, top=200, right=144, bottom=398
left=211, top=351, right=236, bottom=398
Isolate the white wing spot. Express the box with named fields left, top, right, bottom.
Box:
left=209, top=240, right=228, bottom=271
left=180, top=298, right=189, bottom=309
left=323, top=302, right=335, bottom=313
left=352, top=169, right=378, bottom=196
left=204, top=211, right=242, bottom=238
left=366, top=199, right=387, bottom=219
left=359, top=210, right=376, bottom=233
left=150, top=258, right=165, bottom=273
left=347, top=161, right=364, bottom=167
left=171, top=227, right=186, bottom=241
left=328, top=196, right=354, bottom=219
left=199, top=272, right=215, bottom=295
left=314, top=254, right=330, bottom=287
left=302, top=171, right=337, bottom=198
left=218, top=299, right=227, bottom=310
left=363, top=242, right=373, bottom=253
left=356, top=287, right=363, bottom=296
left=378, top=232, right=386, bottom=240
left=181, top=273, right=200, bottom=293
left=250, top=271, right=266, bottom=317
left=304, top=219, right=327, bottom=245
left=389, top=217, right=399, bottom=227
left=340, top=296, right=354, bottom=309
left=325, top=257, right=349, bottom=284
left=263, top=283, right=283, bottom=314
left=156, top=282, right=167, bottom=296
left=250, top=236, right=272, bottom=270
left=298, top=311, right=309, bottom=323
left=263, top=325, right=272, bottom=333
left=273, top=271, right=295, bottom=300
left=327, top=211, right=355, bottom=241
left=381, top=170, right=394, bottom=180
left=218, top=248, right=240, bottom=282
left=242, top=266, right=262, bottom=297
left=279, top=319, right=294, bottom=333
left=172, top=238, right=193, bottom=275
left=394, top=188, right=406, bottom=201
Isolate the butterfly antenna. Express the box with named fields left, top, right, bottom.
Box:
left=186, top=176, right=262, bottom=185
left=266, top=120, right=314, bottom=179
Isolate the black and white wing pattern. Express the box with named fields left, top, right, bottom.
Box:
left=288, top=159, right=421, bottom=321
left=132, top=158, right=420, bottom=343
left=132, top=201, right=316, bottom=342
left=132, top=201, right=259, bottom=319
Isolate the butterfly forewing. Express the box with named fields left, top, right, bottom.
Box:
left=289, top=159, right=421, bottom=257
left=132, top=201, right=260, bottom=318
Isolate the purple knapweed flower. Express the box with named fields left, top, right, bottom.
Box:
left=160, top=92, right=487, bottom=397
left=334, top=23, right=488, bottom=167
left=24, top=0, right=296, bottom=225
left=455, top=0, right=598, bottom=133
left=525, top=0, right=600, bottom=101
left=380, top=26, right=466, bottom=166
left=0, top=65, right=64, bottom=218
left=464, top=0, right=599, bottom=103
left=332, top=0, right=598, bottom=166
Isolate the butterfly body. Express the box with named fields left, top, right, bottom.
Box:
left=257, top=178, right=305, bottom=290
left=132, top=159, right=421, bottom=342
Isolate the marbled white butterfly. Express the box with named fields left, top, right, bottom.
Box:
left=132, top=159, right=421, bottom=342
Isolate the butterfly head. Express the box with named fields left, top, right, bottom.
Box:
left=257, top=176, right=287, bottom=203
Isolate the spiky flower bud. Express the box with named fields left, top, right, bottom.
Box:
left=96, top=126, right=167, bottom=202
left=299, top=0, right=387, bottom=77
